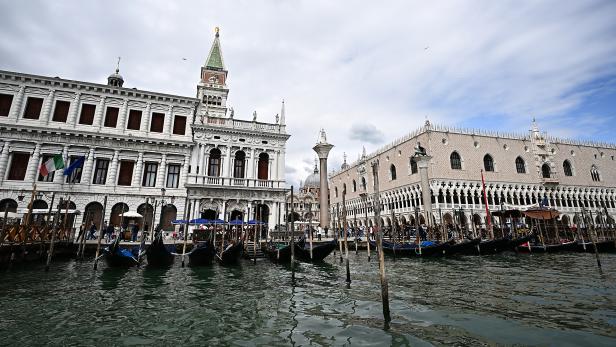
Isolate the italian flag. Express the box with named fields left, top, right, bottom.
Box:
left=40, top=154, right=64, bottom=177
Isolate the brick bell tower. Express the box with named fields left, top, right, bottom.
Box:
left=197, top=27, right=229, bottom=119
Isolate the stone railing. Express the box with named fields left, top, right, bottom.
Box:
left=203, top=116, right=285, bottom=134
left=188, top=175, right=283, bottom=189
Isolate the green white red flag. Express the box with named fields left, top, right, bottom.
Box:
left=39, top=154, right=64, bottom=177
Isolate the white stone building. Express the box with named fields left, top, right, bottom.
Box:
left=329, top=120, right=616, bottom=231
left=285, top=159, right=324, bottom=226
left=0, top=29, right=289, bottom=235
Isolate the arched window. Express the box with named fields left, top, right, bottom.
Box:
left=335, top=186, right=338, bottom=198
left=563, top=160, right=573, bottom=177
left=352, top=180, right=357, bottom=192
left=410, top=158, right=418, bottom=174
left=343, top=183, right=347, bottom=194
left=390, top=164, right=397, bottom=180
left=591, top=165, right=601, bottom=182
left=483, top=154, right=494, bottom=172
left=450, top=152, right=462, bottom=170
left=515, top=157, right=526, bottom=174
left=361, top=177, right=367, bottom=190
left=257, top=152, right=269, bottom=180
left=233, top=150, right=246, bottom=178
left=208, top=148, right=221, bottom=176
left=542, top=163, right=551, bottom=178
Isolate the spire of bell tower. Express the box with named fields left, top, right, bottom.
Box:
left=197, top=27, right=229, bottom=118
left=280, top=99, right=286, bottom=125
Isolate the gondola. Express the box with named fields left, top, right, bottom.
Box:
left=295, top=239, right=337, bottom=262
left=457, top=237, right=510, bottom=255
left=369, top=239, right=450, bottom=257
left=216, top=240, right=244, bottom=265
left=577, top=239, right=616, bottom=253
left=146, top=234, right=175, bottom=267
left=444, top=238, right=481, bottom=256
left=262, top=241, right=292, bottom=263
left=102, top=237, right=140, bottom=267
left=187, top=241, right=216, bottom=266
left=516, top=240, right=578, bottom=253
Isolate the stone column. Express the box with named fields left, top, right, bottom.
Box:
left=156, top=154, right=167, bottom=188
left=81, top=148, right=95, bottom=185
left=248, top=148, right=255, bottom=179
left=164, top=105, right=173, bottom=135
left=25, top=143, right=42, bottom=183
left=93, top=96, right=106, bottom=128
left=312, top=129, right=334, bottom=230
left=53, top=145, right=69, bottom=184
left=179, top=155, right=190, bottom=188
left=269, top=156, right=275, bottom=180
left=223, top=146, right=231, bottom=177
left=279, top=149, right=285, bottom=182
left=42, top=89, right=55, bottom=124
left=8, top=85, right=25, bottom=120
left=140, top=102, right=151, bottom=132
left=107, top=150, right=120, bottom=186
left=133, top=152, right=144, bottom=187
left=67, top=92, right=81, bottom=125
left=118, top=99, right=128, bottom=131
left=0, top=141, right=11, bottom=182
left=196, top=144, right=204, bottom=175
left=415, top=155, right=433, bottom=227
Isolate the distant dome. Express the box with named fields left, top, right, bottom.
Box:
left=107, top=68, right=124, bottom=87
left=303, top=163, right=320, bottom=189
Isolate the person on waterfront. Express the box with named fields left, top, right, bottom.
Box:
left=105, top=222, right=114, bottom=243
left=87, top=222, right=97, bottom=240
left=131, top=224, right=138, bottom=242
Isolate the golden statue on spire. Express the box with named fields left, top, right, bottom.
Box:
left=215, top=27, right=220, bottom=36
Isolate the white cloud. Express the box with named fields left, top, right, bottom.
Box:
left=1, top=0, right=615, bottom=188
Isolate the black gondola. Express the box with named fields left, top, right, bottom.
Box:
left=102, top=237, right=140, bottom=267
left=369, top=239, right=450, bottom=257
left=187, top=241, right=216, bottom=266
left=516, top=240, right=577, bottom=253
left=577, top=240, right=616, bottom=253
left=444, top=238, right=481, bottom=256
left=295, top=239, right=337, bottom=262
left=216, top=240, right=244, bottom=265
left=146, top=234, right=175, bottom=267
left=262, top=242, right=292, bottom=263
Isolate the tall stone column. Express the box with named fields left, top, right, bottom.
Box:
left=156, top=153, right=167, bottom=188
left=312, top=129, right=333, bottom=230
left=140, top=102, right=151, bottom=132
left=133, top=152, right=144, bottom=187
left=0, top=141, right=11, bottom=182
left=25, top=143, right=42, bottom=183
left=223, top=146, right=231, bottom=178
left=42, top=89, right=55, bottom=124
left=8, top=85, right=25, bottom=120
left=415, top=155, right=433, bottom=227
left=248, top=148, right=255, bottom=179
left=94, top=96, right=106, bottom=128
left=67, top=92, right=81, bottom=125
left=107, top=150, right=120, bottom=186
left=179, top=155, right=190, bottom=188
left=164, top=105, right=173, bottom=135
left=53, top=145, right=69, bottom=184
left=81, top=148, right=95, bottom=185
left=118, top=99, right=128, bottom=131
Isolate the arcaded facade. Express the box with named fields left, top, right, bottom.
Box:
left=329, top=120, right=616, bottom=230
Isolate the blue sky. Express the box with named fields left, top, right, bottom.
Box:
left=0, top=0, right=615, bottom=188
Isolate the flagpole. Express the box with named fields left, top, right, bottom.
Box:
left=480, top=170, right=493, bottom=239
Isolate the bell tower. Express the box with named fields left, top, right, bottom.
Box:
left=197, top=27, right=229, bottom=119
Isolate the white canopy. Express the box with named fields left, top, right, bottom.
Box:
left=121, top=211, right=143, bottom=218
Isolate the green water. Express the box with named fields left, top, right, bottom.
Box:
left=1, top=252, right=615, bottom=346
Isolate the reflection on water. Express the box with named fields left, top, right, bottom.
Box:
left=0, top=252, right=615, bottom=345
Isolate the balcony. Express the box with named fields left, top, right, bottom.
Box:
left=542, top=178, right=559, bottom=186
left=187, top=175, right=285, bottom=189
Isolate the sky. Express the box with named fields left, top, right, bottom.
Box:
left=1, top=0, right=615, bottom=189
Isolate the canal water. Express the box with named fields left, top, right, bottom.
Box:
left=1, top=251, right=615, bottom=346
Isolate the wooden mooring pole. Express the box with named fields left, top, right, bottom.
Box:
left=587, top=209, right=602, bottom=269
left=181, top=200, right=191, bottom=267
left=371, top=160, right=391, bottom=324
left=93, top=196, right=107, bottom=270
left=45, top=197, right=64, bottom=272
left=290, top=186, right=295, bottom=281
left=342, top=188, right=350, bottom=286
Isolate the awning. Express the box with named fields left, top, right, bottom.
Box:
left=523, top=208, right=560, bottom=220
left=121, top=211, right=143, bottom=218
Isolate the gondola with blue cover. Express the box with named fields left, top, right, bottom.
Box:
left=103, top=237, right=140, bottom=267
left=369, top=239, right=450, bottom=257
